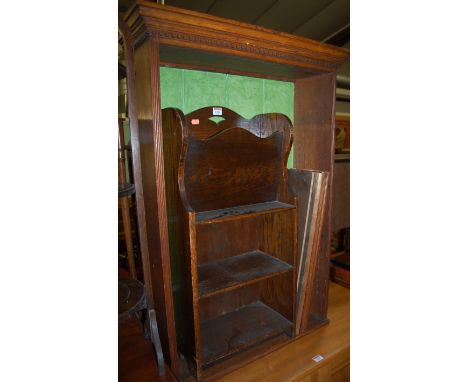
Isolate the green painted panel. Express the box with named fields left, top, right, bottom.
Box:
left=263, top=79, right=294, bottom=122
left=226, top=74, right=263, bottom=119
left=160, top=67, right=184, bottom=110
left=183, top=70, right=228, bottom=112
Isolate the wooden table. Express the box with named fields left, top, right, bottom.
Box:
left=119, top=282, right=349, bottom=382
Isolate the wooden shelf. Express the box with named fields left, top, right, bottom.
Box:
left=200, top=301, right=292, bottom=367
left=198, top=251, right=293, bottom=299
left=195, top=201, right=294, bottom=224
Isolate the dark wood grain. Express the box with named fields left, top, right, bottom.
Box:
left=294, top=73, right=337, bottom=326
left=332, top=159, right=350, bottom=236
left=161, top=108, right=197, bottom=364
left=200, top=301, right=292, bottom=367
left=185, top=106, right=293, bottom=140
left=184, top=111, right=296, bottom=377
left=184, top=130, right=290, bottom=212
left=195, top=208, right=296, bottom=265
left=198, top=250, right=292, bottom=299
left=134, top=38, right=179, bottom=372
left=195, top=201, right=294, bottom=223
left=287, top=169, right=329, bottom=334
left=198, top=281, right=261, bottom=322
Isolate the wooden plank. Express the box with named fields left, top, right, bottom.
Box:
left=288, top=169, right=329, bottom=334
left=294, top=73, right=336, bottom=323
left=198, top=250, right=293, bottom=298
left=196, top=201, right=294, bottom=223
left=200, top=301, right=292, bottom=367
left=133, top=37, right=179, bottom=372
left=184, top=126, right=291, bottom=212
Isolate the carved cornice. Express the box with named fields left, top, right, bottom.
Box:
left=151, top=30, right=337, bottom=70
left=134, top=29, right=150, bottom=49
left=124, top=1, right=349, bottom=73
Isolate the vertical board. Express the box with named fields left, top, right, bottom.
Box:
left=294, top=73, right=336, bottom=324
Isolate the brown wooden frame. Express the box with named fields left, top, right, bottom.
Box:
left=122, top=2, right=348, bottom=379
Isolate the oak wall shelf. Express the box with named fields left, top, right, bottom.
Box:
left=160, top=106, right=297, bottom=379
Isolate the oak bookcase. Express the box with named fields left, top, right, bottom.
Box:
left=120, top=2, right=348, bottom=380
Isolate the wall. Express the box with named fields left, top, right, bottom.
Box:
left=160, top=67, right=295, bottom=168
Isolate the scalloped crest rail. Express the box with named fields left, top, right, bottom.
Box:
left=121, top=3, right=348, bottom=380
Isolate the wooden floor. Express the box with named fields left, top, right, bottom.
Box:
left=118, top=282, right=349, bottom=381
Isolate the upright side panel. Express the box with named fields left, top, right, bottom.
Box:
left=134, top=37, right=179, bottom=372
left=161, top=108, right=197, bottom=364
left=294, top=73, right=336, bottom=324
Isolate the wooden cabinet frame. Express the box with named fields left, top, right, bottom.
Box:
left=121, top=1, right=348, bottom=379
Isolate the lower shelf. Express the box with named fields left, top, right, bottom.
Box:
left=200, top=301, right=292, bottom=367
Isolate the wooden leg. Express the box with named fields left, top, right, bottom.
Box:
left=120, top=196, right=137, bottom=278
